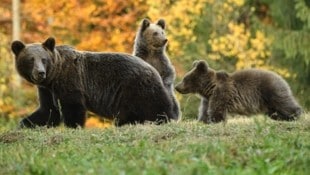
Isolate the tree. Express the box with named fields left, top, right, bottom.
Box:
left=255, top=0, right=310, bottom=107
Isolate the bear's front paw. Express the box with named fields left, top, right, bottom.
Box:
left=19, top=118, right=36, bottom=129
left=198, top=117, right=209, bottom=124
left=198, top=114, right=214, bottom=124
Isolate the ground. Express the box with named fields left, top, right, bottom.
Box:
left=0, top=114, right=309, bottom=175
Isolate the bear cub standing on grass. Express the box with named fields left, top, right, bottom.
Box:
left=175, top=60, right=302, bottom=123
left=133, top=18, right=180, bottom=118
left=11, top=37, right=178, bottom=128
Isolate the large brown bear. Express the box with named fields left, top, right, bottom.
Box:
left=175, top=60, right=302, bottom=123
left=11, top=37, right=178, bottom=128
left=133, top=18, right=180, bottom=119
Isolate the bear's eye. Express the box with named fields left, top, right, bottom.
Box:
left=27, top=57, right=34, bottom=64
left=153, top=32, right=158, bottom=36
left=41, top=58, right=47, bottom=64
left=24, top=57, right=34, bottom=66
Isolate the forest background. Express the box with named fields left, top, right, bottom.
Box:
left=0, top=0, right=309, bottom=127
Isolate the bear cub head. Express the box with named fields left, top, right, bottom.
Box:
left=11, top=37, right=56, bottom=85
left=135, top=18, right=168, bottom=50
left=175, top=60, right=223, bottom=96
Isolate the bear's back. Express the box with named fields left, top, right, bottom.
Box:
left=224, top=69, right=290, bottom=115
left=83, top=52, right=159, bottom=81
left=56, top=45, right=159, bottom=82
left=231, top=69, right=288, bottom=91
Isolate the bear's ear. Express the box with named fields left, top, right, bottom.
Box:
left=157, top=19, right=166, bottom=29
left=192, top=60, right=200, bottom=68
left=216, top=71, right=229, bottom=81
left=141, top=18, right=151, bottom=32
left=42, top=37, right=56, bottom=52
left=195, top=60, right=208, bottom=72
left=11, top=40, right=25, bottom=57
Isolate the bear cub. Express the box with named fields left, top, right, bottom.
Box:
left=11, top=37, right=178, bottom=128
left=175, top=60, right=302, bottom=123
left=133, top=18, right=180, bottom=118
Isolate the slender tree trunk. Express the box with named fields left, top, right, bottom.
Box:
left=12, top=0, right=21, bottom=86
left=12, top=0, right=20, bottom=41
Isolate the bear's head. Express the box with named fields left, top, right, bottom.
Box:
left=175, top=60, right=216, bottom=95
left=11, top=37, right=56, bottom=85
left=136, top=18, right=168, bottom=50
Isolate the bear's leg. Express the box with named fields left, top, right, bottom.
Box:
left=268, top=102, right=302, bottom=121
left=115, top=116, right=142, bottom=126
left=170, top=92, right=180, bottom=119
left=61, top=103, right=86, bottom=128
left=207, top=98, right=227, bottom=123
left=165, top=84, right=180, bottom=118
left=20, top=87, right=61, bottom=128
left=115, top=109, right=170, bottom=126
left=198, top=98, right=209, bottom=123
left=208, top=109, right=226, bottom=123
left=265, top=92, right=302, bottom=121
left=113, top=110, right=135, bottom=126
left=152, top=95, right=176, bottom=123
left=140, top=86, right=177, bottom=123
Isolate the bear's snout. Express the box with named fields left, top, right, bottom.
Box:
left=175, top=82, right=188, bottom=94
left=163, top=39, right=168, bottom=44
left=152, top=39, right=168, bottom=48
left=32, top=70, right=46, bottom=83
left=38, top=71, right=46, bottom=79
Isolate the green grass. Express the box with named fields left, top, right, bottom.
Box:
left=0, top=114, right=309, bottom=175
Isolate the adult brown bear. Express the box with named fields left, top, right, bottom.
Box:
left=175, top=60, right=302, bottom=123
left=11, top=37, right=178, bottom=128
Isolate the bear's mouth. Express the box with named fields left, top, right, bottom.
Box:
left=175, top=84, right=190, bottom=94
left=152, top=39, right=168, bottom=48
left=153, top=43, right=165, bottom=47
left=175, top=88, right=190, bottom=94
left=31, top=75, right=46, bottom=84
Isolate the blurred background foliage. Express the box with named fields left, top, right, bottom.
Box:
left=0, top=0, right=309, bottom=127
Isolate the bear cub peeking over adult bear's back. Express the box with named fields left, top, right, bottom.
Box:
left=175, top=60, right=302, bottom=124
left=133, top=18, right=180, bottom=119
left=11, top=37, right=178, bottom=128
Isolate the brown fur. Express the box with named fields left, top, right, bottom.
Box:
left=133, top=18, right=180, bottom=118
left=175, top=60, right=302, bottom=123
left=11, top=37, right=178, bottom=128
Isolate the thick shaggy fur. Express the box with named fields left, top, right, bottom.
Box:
left=11, top=37, right=178, bottom=128
left=175, top=60, right=302, bottom=123
left=133, top=18, right=180, bottom=118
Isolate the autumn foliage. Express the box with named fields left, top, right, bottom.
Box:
left=21, top=0, right=149, bottom=52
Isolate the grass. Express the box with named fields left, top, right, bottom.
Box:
left=0, top=114, right=309, bottom=175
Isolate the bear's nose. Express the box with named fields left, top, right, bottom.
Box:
left=175, top=85, right=181, bottom=92
left=38, top=71, right=45, bottom=78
